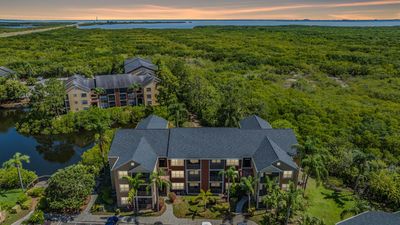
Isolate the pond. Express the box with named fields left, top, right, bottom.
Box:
left=0, top=109, right=94, bottom=176
left=78, top=20, right=400, bottom=29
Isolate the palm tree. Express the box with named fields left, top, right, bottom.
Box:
left=128, top=83, right=141, bottom=106
left=240, top=176, right=257, bottom=211
left=284, top=182, right=302, bottom=225
left=148, top=169, right=171, bottom=212
left=302, top=153, right=328, bottom=192
left=124, top=173, right=145, bottom=212
left=219, top=166, right=238, bottom=209
left=195, top=189, right=213, bottom=210
left=261, top=176, right=279, bottom=212
left=352, top=150, right=375, bottom=194
left=299, top=215, right=326, bottom=225
left=168, top=103, right=187, bottom=127
left=3, top=153, right=30, bottom=191
left=340, top=198, right=371, bottom=219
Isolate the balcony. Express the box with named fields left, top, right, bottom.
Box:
left=186, top=161, right=201, bottom=169
left=188, top=188, right=200, bottom=194
left=187, top=174, right=200, bottom=181
left=210, top=161, right=225, bottom=170
left=209, top=172, right=223, bottom=181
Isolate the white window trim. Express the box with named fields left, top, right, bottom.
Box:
left=171, top=159, right=184, bottom=166
left=226, top=159, right=239, bottom=166
left=171, top=170, right=184, bottom=178
left=118, top=171, right=128, bottom=179
left=172, top=182, right=185, bottom=190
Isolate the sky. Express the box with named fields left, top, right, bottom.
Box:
left=0, top=0, right=399, bottom=20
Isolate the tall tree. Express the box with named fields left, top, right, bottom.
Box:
left=219, top=166, right=238, bottom=210
left=168, top=102, right=188, bottom=127
left=261, top=176, right=280, bottom=212
left=30, top=78, right=66, bottom=119
left=284, top=182, right=302, bottom=225
left=124, top=173, right=145, bottom=212
left=302, top=153, right=328, bottom=192
left=2, top=153, right=30, bottom=191
left=352, top=150, right=375, bottom=194
left=128, top=83, right=141, bottom=105
left=148, top=169, right=171, bottom=212
left=240, top=176, right=257, bottom=211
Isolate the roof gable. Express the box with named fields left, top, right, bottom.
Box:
left=239, top=115, right=272, bottom=129
left=136, top=115, right=168, bottom=129
left=124, top=57, right=157, bottom=74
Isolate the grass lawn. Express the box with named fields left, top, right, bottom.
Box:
left=0, top=189, right=25, bottom=208
left=172, top=196, right=227, bottom=219
left=304, top=178, right=356, bottom=225
left=0, top=189, right=35, bottom=225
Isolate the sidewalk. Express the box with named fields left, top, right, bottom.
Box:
left=72, top=203, right=258, bottom=225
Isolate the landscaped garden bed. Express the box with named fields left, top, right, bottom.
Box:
left=172, top=195, right=230, bottom=220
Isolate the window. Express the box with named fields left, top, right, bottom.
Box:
left=82, top=100, right=88, bottom=105
left=118, top=171, right=128, bottom=179
left=283, top=171, right=293, bottom=179
left=74, top=101, right=78, bottom=104
left=211, top=160, right=221, bottom=164
left=121, top=197, right=129, bottom=205
left=189, top=160, right=199, bottom=164
left=282, top=184, right=289, bottom=191
left=189, top=170, right=200, bottom=175
left=172, top=182, right=185, bottom=190
left=120, top=184, right=129, bottom=192
left=243, top=158, right=252, bottom=168
left=73, top=94, right=77, bottom=97
left=226, top=159, right=239, bottom=166
left=147, top=94, right=152, bottom=99
left=210, top=182, right=221, bottom=187
left=171, top=171, right=184, bottom=178
left=81, top=93, right=87, bottom=98
left=146, top=88, right=152, bottom=92
left=171, top=159, right=184, bottom=166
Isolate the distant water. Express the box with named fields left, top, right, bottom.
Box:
left=76, top=20, right=400, bottom=29
left=0, top=25, right=36, bottom=29
left=0, top=109, right=94, bottom=175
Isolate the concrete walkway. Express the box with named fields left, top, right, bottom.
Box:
left=73, top=203, right=257, bottom=225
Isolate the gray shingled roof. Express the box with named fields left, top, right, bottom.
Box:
left=168, top=128, right=297, bottom=161
left=124, top=57, right=158, bottom=74
left=109, top=116, right=298, bottom=172
left=239, top=115, right=272, bottom=129
left=0, top=66, right=16, bottom=77
left=136, top=115, right=169, bottom=129
left=336, top=211, right=400, bottom=225
left=64, top=74, right=157, bottom=91
left=94, top=74, right=155, bottom=89
left=109, top=129, right=169, bottom=170
left=65, top=74, right=92, bottom=91
left=252, top=137, right=297, bottom=171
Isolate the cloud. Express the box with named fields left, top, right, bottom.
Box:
left=2, top=0, right=400, bottom=20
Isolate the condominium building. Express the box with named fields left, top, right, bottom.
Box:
left=108, top=115, right=299, bottom=209
left=64, top=57, right=159, bottom=112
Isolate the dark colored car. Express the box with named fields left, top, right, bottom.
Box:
left=105, top=216, right=119, bottom=225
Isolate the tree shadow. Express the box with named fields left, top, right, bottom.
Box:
left=321, top=190, right=352, bottom=208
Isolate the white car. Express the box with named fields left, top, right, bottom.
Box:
left=202, top=222, right=212, bottom=225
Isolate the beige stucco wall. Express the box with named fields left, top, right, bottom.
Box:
left=66, top=87, right=90, bottom=112
left=143, top=81, right=159, bottom=106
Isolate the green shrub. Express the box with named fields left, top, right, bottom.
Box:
left=91, top=204, right=105, bottom=213
left=20, top=198, right=31, bottom=210
left=168, top=192, right=177, bottom=203
left=10, top=205, right=21, bottom=214
left=27, top=187, right=45, bottom=198
left=0, top=167, right=37, bottom=189
left=16, top=194, right=28, bottom=205
left=25, top=210, right=45, bottom=225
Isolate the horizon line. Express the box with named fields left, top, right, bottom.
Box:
left=1, top=18, right=400, bottom=21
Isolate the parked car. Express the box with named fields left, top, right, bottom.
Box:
left=202, top=222, right=212, bottom=225
left=106, top=216, right=119, bottom=225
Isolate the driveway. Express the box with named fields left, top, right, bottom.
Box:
left=69, top=203, right=258, bottom=225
